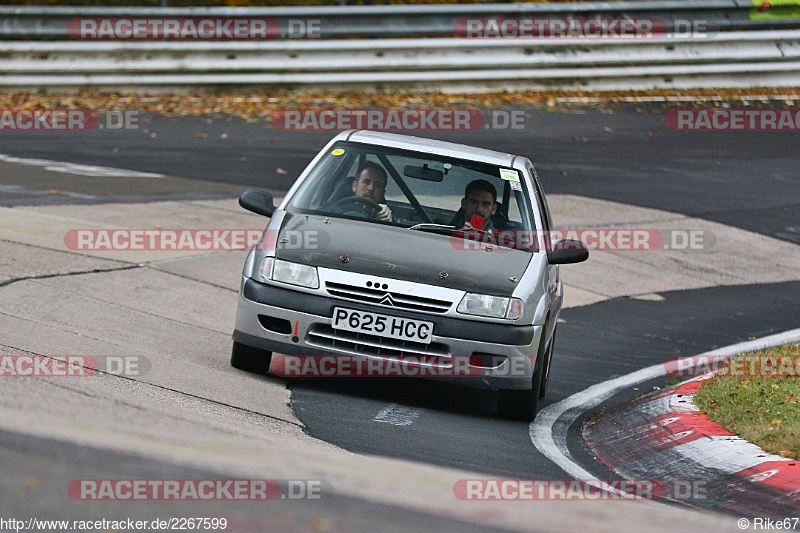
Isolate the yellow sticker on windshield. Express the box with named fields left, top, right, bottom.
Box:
left=331, top=149, right=345, bottom=156
left=500, top=169, right=520, bottom=182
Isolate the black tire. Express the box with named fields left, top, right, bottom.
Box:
left=539, top=327, right=557, bottom=400
left=230, top=341, right=273, bottom=375
left=498, top=362, right=543, bottom=421
left=498, top=326, right=551, bottom=420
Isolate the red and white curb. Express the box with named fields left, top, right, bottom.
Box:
left=531, top=328, right=800, bottom=516
left=584, top=374, right=800, bottom=516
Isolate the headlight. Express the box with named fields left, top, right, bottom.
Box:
left=258, top=257, right=319, bottom=289
left=457, top=294, right=524, bottom=320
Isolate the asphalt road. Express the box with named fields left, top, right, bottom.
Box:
left=0, top=429, right=508, bottom=533
left=1, top=103, right=798, bottom=525
left=1, top=104, right=798, bottom=243
left=290, top=281, right=800, bottom=482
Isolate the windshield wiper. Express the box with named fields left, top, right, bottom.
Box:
left=408, top=224, right=525, bottom=250
left=407, top=223, right=458, bottom=235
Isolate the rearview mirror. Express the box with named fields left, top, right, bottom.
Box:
left=239, top=190, right=275, bottom=217
left=549, top=240, right=589, bottom=264
left=404, top=164, right=444, bottom=182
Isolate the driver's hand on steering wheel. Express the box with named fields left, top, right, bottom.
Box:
left=376, top=204, right=393, bottom=222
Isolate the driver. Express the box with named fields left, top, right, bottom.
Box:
left=460, top=179, right=497, bottom=230
left=350, top=163, right=393, bottom=222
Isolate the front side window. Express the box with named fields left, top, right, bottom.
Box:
left=287, top=142, right=537, bottom=250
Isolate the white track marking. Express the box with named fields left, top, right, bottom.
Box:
left=0, top=153, right=165, bottom=178
left=0, top=184, right=99, bottom=199
left=530, top=327, right=800, bottom=500
left=373, top=403, right=423, bottom=426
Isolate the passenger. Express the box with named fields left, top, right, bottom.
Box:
left=460, top=179, right=497, bottom=230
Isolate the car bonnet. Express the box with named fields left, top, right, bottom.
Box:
left=274, top=213, right=532, bottom=297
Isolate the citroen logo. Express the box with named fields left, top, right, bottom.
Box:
left=340, top=255, right=349, bottom=263
left=379, top=294, right=395, bottom=307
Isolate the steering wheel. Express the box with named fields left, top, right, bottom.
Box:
left=331, top=196, right=382, bottom=217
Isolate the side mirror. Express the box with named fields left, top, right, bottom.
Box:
left=239, top=190, right=275, bottom=217
left=549, top=240, right=589, bottom=264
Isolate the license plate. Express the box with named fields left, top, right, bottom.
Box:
left=332, top=308, right=434, bottom=345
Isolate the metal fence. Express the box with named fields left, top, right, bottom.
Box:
left=0, top=2, right=798, bottom=91
left=1, top=1, right=799, bottom=39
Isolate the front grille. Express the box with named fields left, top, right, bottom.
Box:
left=325, top=281, right=452, bottom=314
left=306, top=324, right=451, bottom=363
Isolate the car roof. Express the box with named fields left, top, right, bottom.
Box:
left=339, top=130, right=519, bottom=168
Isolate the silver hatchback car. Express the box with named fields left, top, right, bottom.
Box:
left=232, top=130, right=587, bottom=420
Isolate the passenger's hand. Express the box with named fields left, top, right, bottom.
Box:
left=376, top=204, right=393, bottom=222
left=462, top=222, right=473, bottom=229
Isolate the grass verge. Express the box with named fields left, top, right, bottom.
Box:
left=694, top=343, right=800, bottom=460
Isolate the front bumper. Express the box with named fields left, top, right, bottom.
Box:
left=234, top=278, right=542, bottom=390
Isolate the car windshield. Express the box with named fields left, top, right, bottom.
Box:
left=286, top=141, right=537, bottom=251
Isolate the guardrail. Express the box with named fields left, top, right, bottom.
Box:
left=1, top=30, right=798, bottom=91
left=0, top=2, right=798, bottom=91
left=1, top=1, right=799, bottom=39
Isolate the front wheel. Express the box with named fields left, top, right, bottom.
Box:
left=539, top=327, right=556, bottom=400
left=230, top=341, right=273, bottom=375
left=498, top=361, right=543, bottom=421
